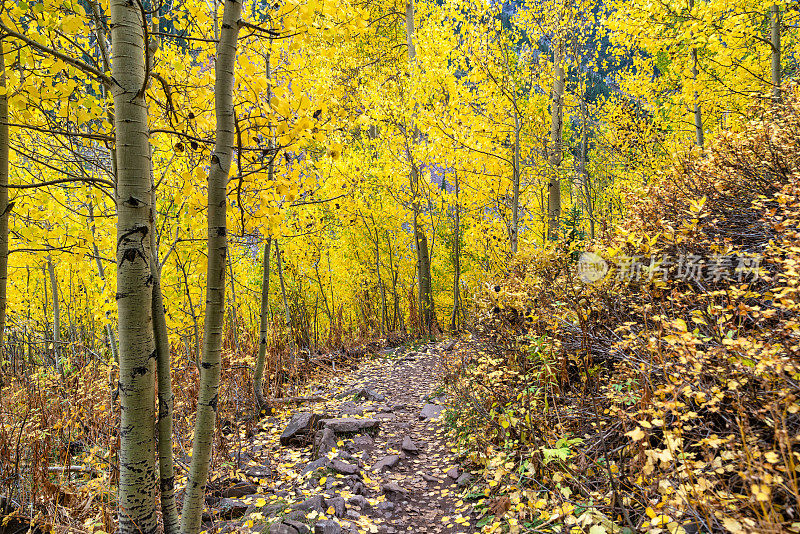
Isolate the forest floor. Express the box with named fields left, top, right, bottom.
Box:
left=201, top=339, right=478, bottom=534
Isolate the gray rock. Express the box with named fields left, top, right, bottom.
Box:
left=321, top=418, right=380, bottom=433
left=338, top=402, right=365, bottom=416
left=283, top=520, right=310, bottom=534
left=216, top=497, right=250, bottom=519
left=446, top=467, right=460, bottom=479
left=281, top=412, right=315, bottom=446
left=350, top=434, right=374, bottom=452
left=313, top=427, right=337, bottom=459
left=345, top=510, right=360, bottom=521
left=400, top=436, right=419, bottom=454
left=421, top=473, right=439, bottom=483
left=391, top=403, right=407, bottom=411
left=325, top=496, right=345, bottom=517
left=347, top=495, right=371, bottom=511
left=314, top=519, right=342, bottom=534
left=293, top=495, right=325, bottom=513
left=301, top=457, right=329, bottom=476
left=456, top=473, right=473, bottom=487
left=245, top=464, right=272, bottom=478
left=221, top=480, right=258, bottom=498
left=419, top=404, right=444, bottom=420
left=442, top=339, right=457, bottom=351
left=375, top=501, right=395, bottom=512
left=268, top=523, right=300, bottom=534
left=381, top=482, right=408, bottom=495
left=330, top=459, right=359, bottom=475
left=372, top=455, right=399, bottom=472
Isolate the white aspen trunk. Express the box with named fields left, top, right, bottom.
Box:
left=87, top=202, right=118, bottom=362
left=405, top=0, right=435, bottom=334
left=47, top=256, right=61, bottom=374
left=253, top=239, right=271, bottom=410
left=0, top=42, right=8, bottom=377
left=511, top=104, right=521, bottom=254
left=110, top=0, right=158, bottom=528
left=547, top=30, right=565, bottom=240
left=771, top=4, right=781, bottom=102
left=149, top=186, right=178, bottom=533
left=179, top=1, right=242, bottom=529
left=688, top=0, right=704, bottom=149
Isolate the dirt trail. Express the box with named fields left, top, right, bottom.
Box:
left=204, top=340, right=479, bottom=534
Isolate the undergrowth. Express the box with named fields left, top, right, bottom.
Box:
left=444, top=89, right=800, bottom=534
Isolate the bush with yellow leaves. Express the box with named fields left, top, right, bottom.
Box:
left=446, top=87, right=800, bottom=533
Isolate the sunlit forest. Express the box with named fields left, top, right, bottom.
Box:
left=0, top=0, right=798, bottom=532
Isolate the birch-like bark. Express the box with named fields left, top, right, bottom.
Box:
left=110, top=0, right=158, bottom=529
left=511, top=106, right=521, bottom=254
left=547, top=30, right=565, bottom=240
left=179, top=0, right=242, bottom=530
left=275, top=242, right=292, bottom=330
left=406, top=0, right=435, bottom=334
left=771, top=4, right=781, bottom=103
left=449, top=173, right=461, bottom=331
left=149, top=188, right=178, bottom=533
left=48, top=256, right=61, bottom=373
left=0, top=42, right=9, bottom=365
left=88, top=203, right=118, bottom=362
left=253, top=238, right=271, bottom=410
left=688, top=0, right=704, bottom=149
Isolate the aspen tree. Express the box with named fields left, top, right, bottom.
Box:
left=0, top=42, right=8, bottom=368
left=548, top=17, right=565, bottom=240
left=179, top=0, right=243, bottom=530
left=110, top=0, right=159, bottom=528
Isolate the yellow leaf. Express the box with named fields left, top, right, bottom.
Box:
left=625, top=427, right=646, bottom=441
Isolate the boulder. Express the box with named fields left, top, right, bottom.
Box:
left=245, top=464, right=272, bottom=478
left=292, top=495, right=325, bottom=514
left=301, top=457, right=329, bottom=476
left=446, top=467, right=460, bottom=479
left=372, top=455, right=400, bottom=472
left=284, top=520, right=311, bottom=534
left=325, top=496, right=345, bottom=517
left=381, top=482, right=408, bottom=496
left=400, top=436, right=419, bottom=454
left=419, top=404, right=444, bottom=421
left=314, top=520, right=342, bottom=534
left=268, top=523, right=300, bottom=534
left=321, top=418, right=379, bottom=434
left=216, top=497, right=250, bottom=519
left=221, top=481, right=258, bottom=498
left=330, top=459, right=359, bottom=475
left=280, top=412, right=316, bottom=446
left=313, top=427, right=337, bottom=459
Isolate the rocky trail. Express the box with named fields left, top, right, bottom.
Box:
left=202, top=340, right=479, bottom=534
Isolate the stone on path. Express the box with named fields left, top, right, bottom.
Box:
left=457, top=472, right=474, bottom=486
left=355, top=388, right=386, bottom=402
left=325, top=496, right=346, bottom=517
left=419, top=403, right=444, bottom=421
left=382, top=482, right=407, bottom=495
left=400, top=436, right=419, bottom=454
left=371, top=454, right=399, bottom=472
left=269, top=522, right=301, bottom=534
left=280, top=412, right=315, bottom=445
left=220, top=480, right=257, bottom=498
left=244, top=464, right=272, bottom=478
left=293, top=495, right=325, bottom=513
left=283, top=520, right=311, bottom=534
left=330, top=459, right=359, bottom=475
left=446, top=467, right=460, bottom=479
left=321, top=417, right=380, bottom=433
left=421, top=472, right=439, bottom=483
left=301, top=457, right=329, bottom=476
left=215, top=497, right=250, bottom=519
left=313, top=427, right=336, bottom=459
left=314, top=519, right=342, bottom=534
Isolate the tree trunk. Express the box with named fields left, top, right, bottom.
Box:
left=688, top=0, right=704, bottom=149
left=149, top=189, right=179, bottom=533
left=88, top=203, right=118, bottom=362
left=179, top=0, right=242, bottom=531
left=110, top=0, right=158, bottom=528
left=0, top=42, right=8, bottom=368
left=771, top=4, right=781, bottom=103
left=450, top=172, right=462, bottom=332
left=547, top=30, right=565, bottom=240
left=253, top=238, right=271, bottom=410
left=406, top=0, right=435, bottom=335
left=47, top=256, right=61, bottom=373
left=511, top=107, right=521, bottom=254
left=275, top=242, right=293, bottom=332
